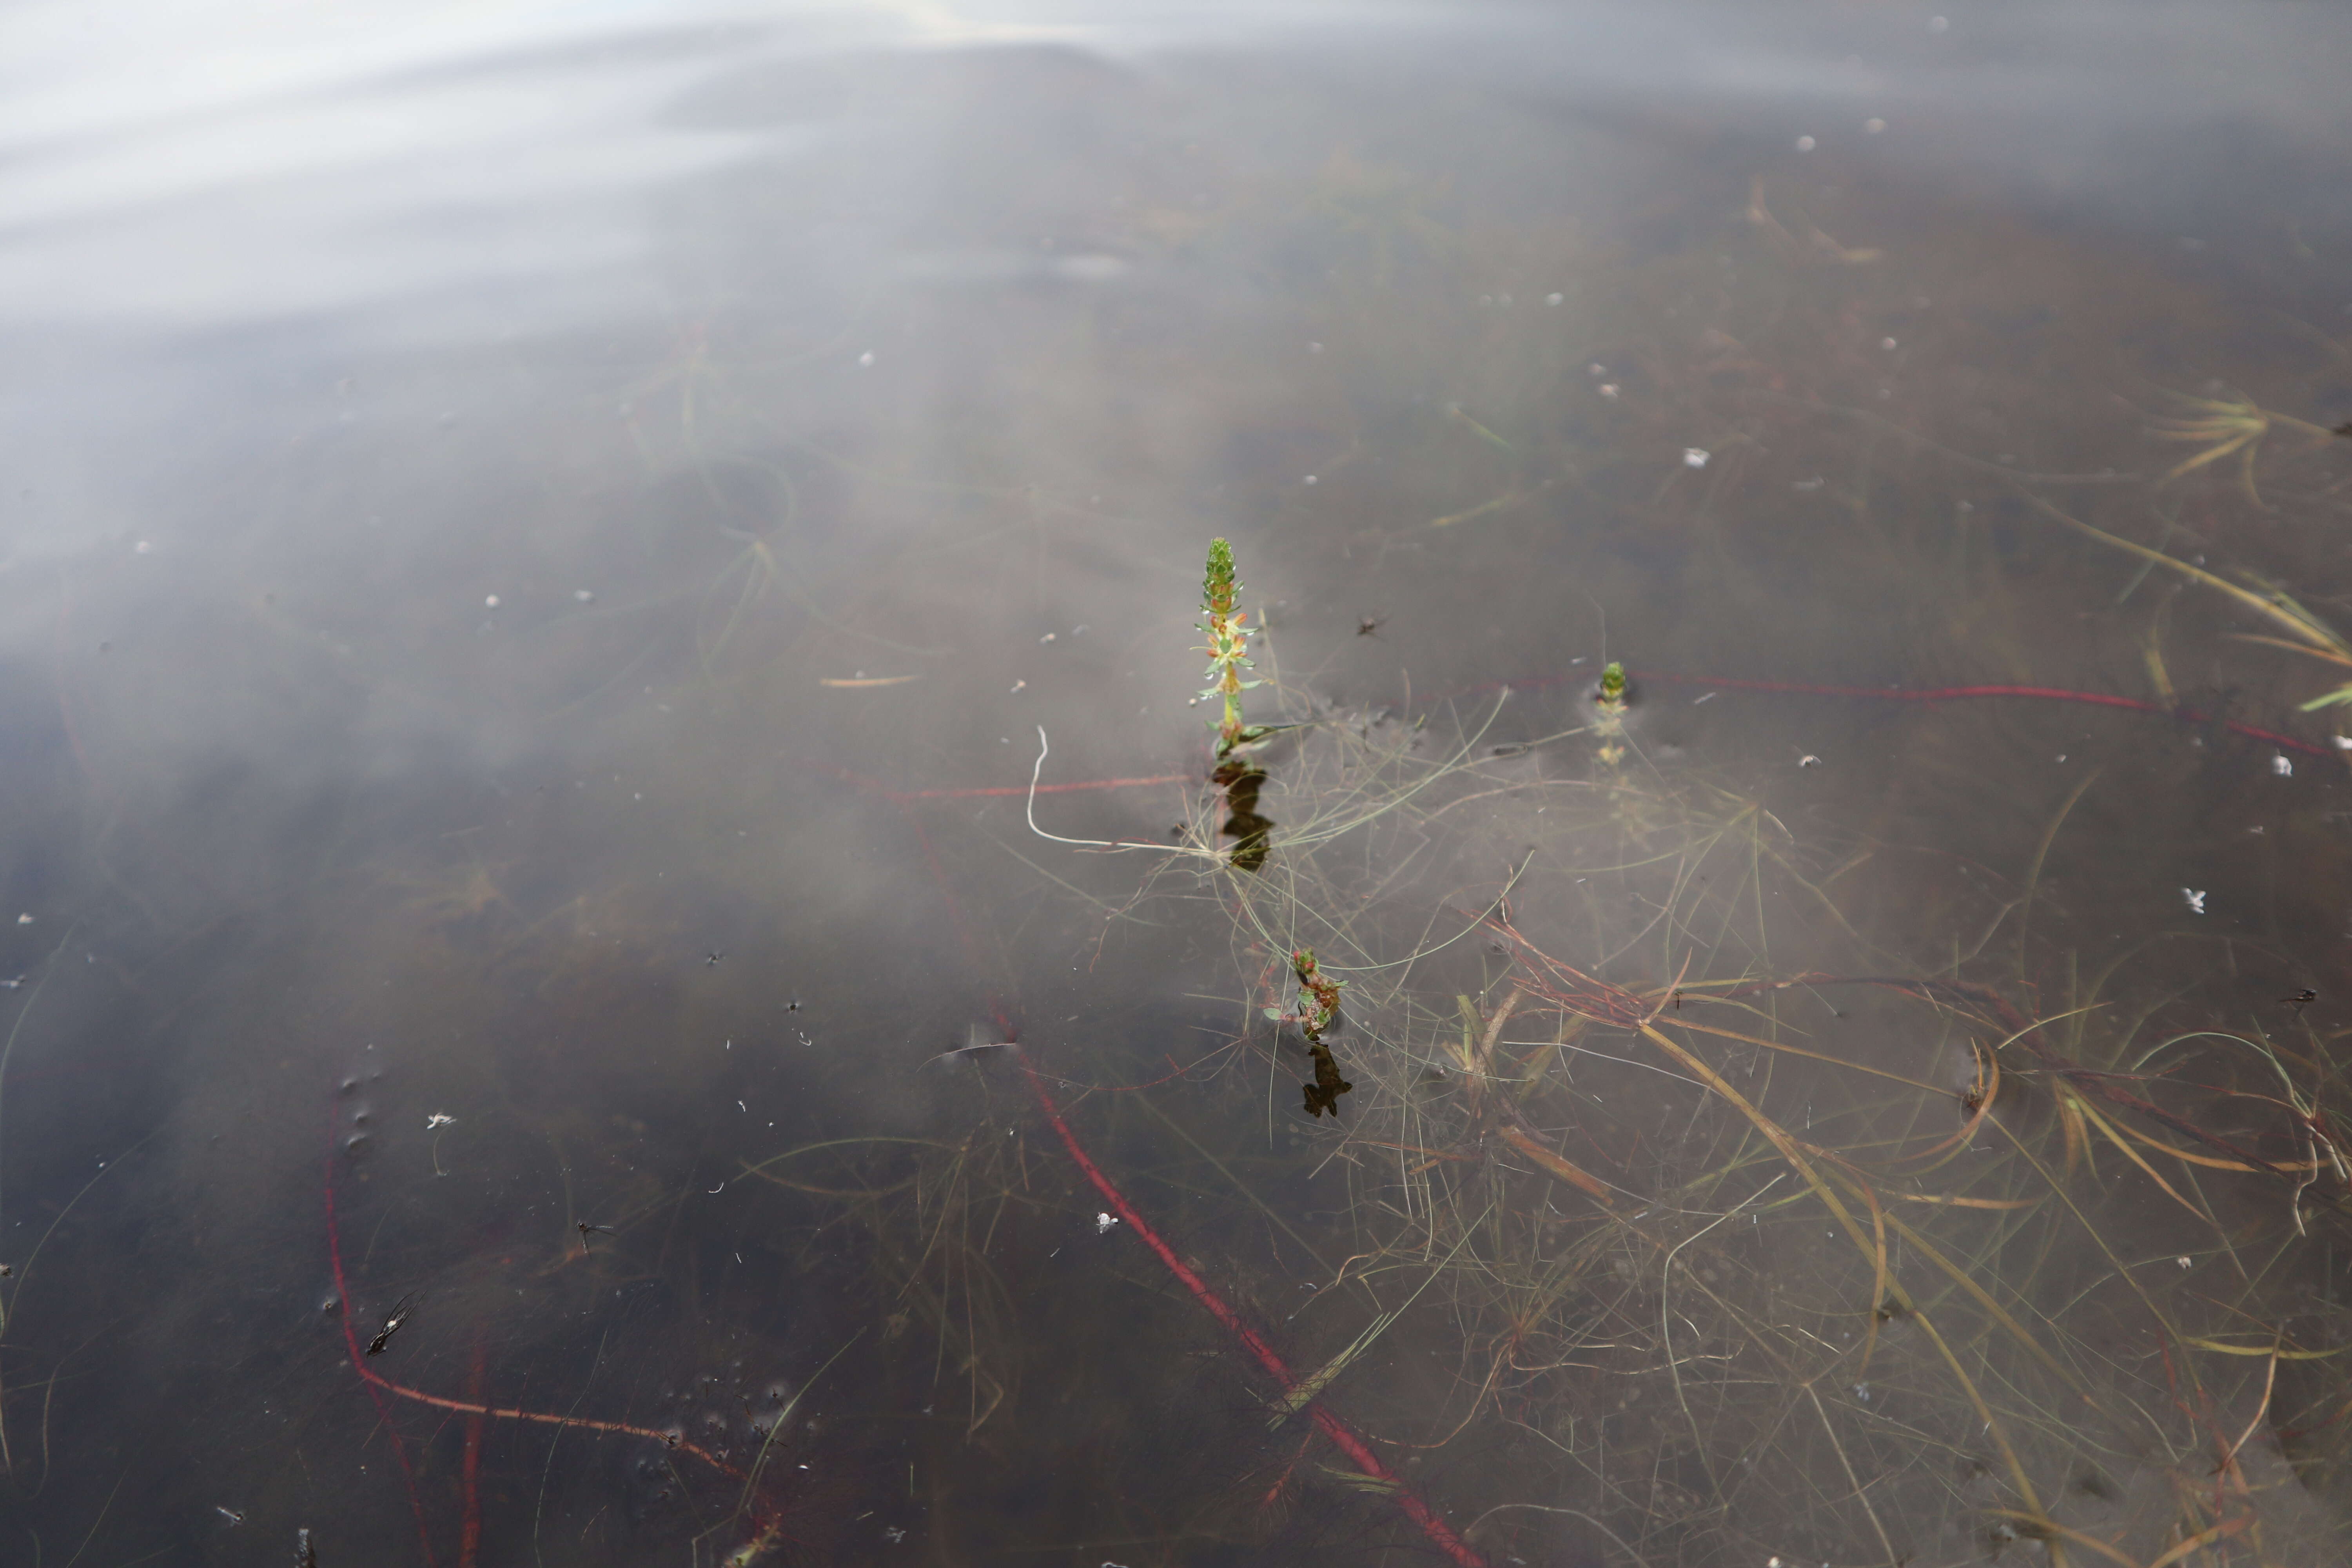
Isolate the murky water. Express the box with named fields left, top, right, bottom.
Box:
left=4, top=4, right=2351, bottom=1564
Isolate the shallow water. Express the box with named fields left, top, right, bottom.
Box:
left=3, top=4, right=2352, bottom=1565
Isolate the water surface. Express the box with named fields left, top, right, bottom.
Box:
left=3, top=4, right=2351, bottom=1564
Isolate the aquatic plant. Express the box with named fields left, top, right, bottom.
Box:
left=2149, top=389, right=2340, bottom=508
left=800, top=186, right=2352, bottom=1566
left=1592, top=659, right=1629, bottom=766
left=1198, top=538, right=1266, bottom=759
left=1287, top=947, right=1343, bottom=1045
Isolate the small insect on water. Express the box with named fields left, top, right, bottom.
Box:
left=367, top=1292, right=419, bottom=1356
left=1356, top=614, right=1386, bottom=638
left=2281, top=988, right=2318, bottom=1015
left=577, top=1222, right=616, bottom=1252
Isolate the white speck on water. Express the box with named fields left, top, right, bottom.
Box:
left=1929, top=15, right=1949, bottom=32
left=1096, top=1212, right=1118, bottom=1234
left=573, top=588, right=594, bottom=603
left=2182, top=888, right=2207, bottom=915
left=1798, top=755, right=1822, bottom=768
left=1546, top=292, right=1563, bottom=305
left=1040, top=632, right=1056, bottom=644
left=884, top=1527, right=906, bottom=1543
left=2273, top=753, right=2293, bottom=777
left=1303, top=474, right=1318, bottom=485
left=2056, top=753, right=2067, bottom=763
left=1864, top=117, right=1886, bottom=134
left=1588, top=362, right=1607, bottom=376
left=1693, top=692, right=1717, bottom=705
left=1794, top=477, right=1824, bottom=491
left=1794, top=135, right=1816, bottom=152
left=134, top=539, right=154, bottom=555
left=1599, top=383, right=1620, bottom=399
left=857, top=350, right=875, bottom=367
left=1881, top=337, right=1898, bottom=350
left=1307, top=341, right=1324, bottom=353
left=14, top=914, right=29, bottom=925
left=2177, top=1255, right=2192, bottom=1269
left=1684, top=447, right=1710, bottom=468
left=1009, top=679, right=1027, bottom=693
left=425, top=1113, right=455, bottom=1130
left=484, top=594, right=500, bottom=609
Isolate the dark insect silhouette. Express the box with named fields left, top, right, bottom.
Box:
left=366, top=1292, right=419, bottom=1356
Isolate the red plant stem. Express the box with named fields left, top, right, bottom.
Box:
left=323, top=1116, right=442, bottom=1568
left=1627, top=671, right=2336, bottom=759
left=322, top=1116, right=745, bottom=1556
left=889, top=774, right=1191, bottom=800
left=459, top=1337, right=486, bottom=1568
left=1016, top=1054, right=1490, bottom=1568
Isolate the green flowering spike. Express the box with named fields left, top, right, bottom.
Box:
left=1592, top=660, right=1630, bottom=765
left=1198, top=537, right=1257, bottom=757
left=1203, top=538, right=1239, bottom=618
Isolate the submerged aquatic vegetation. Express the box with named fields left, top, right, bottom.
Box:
left=1288, top=949, right=1353, bottom=1119
left=1002, top=509, right=2352, bottom=1561
left=767, top=155, right=2352, bottom=1568
left=2149, top=390, right=2341, bottom=508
